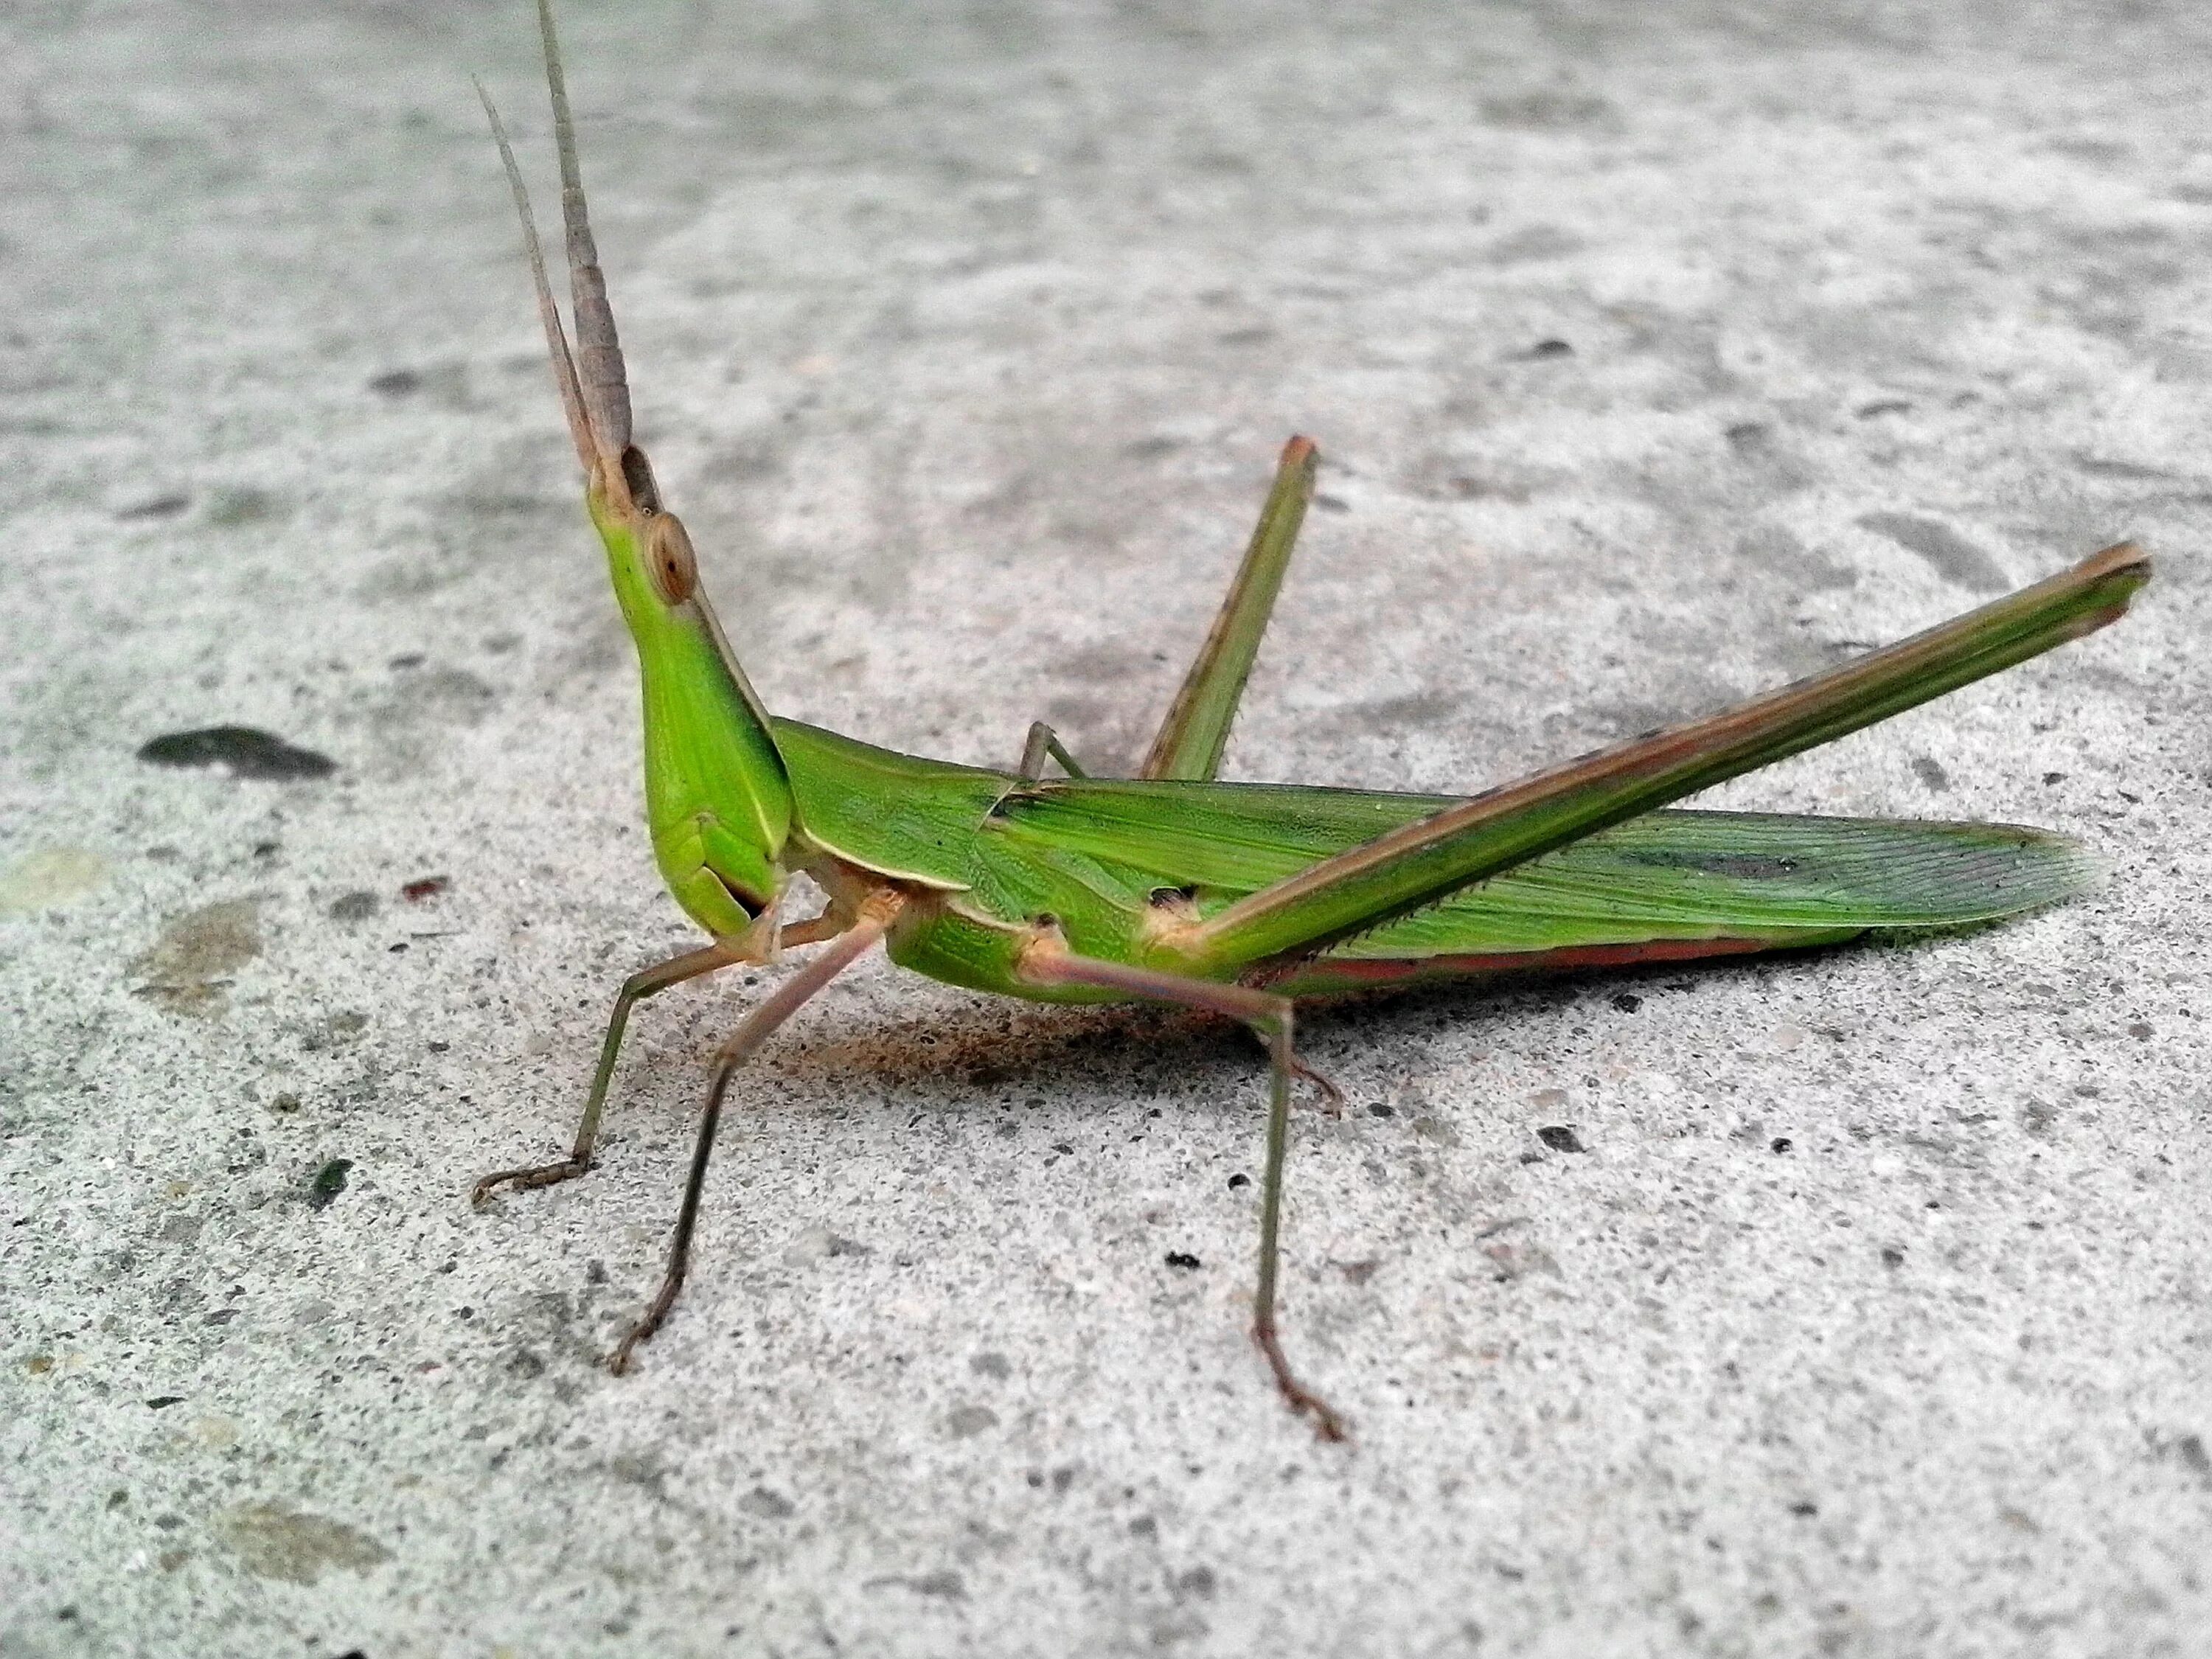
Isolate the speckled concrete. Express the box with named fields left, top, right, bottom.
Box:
left=3, top=2, right=2208, bottom=1655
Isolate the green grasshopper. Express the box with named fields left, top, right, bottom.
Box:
left=470, top=1, right=2149, bottom=1441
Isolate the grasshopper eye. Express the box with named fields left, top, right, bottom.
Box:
left=647, top=514, right=697, bottom=604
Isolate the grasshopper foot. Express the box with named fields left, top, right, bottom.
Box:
left=470, top=1155, right=594, bottom=1207
left=606, top=1264, right=687, bottom=1375
left=1253, top=1315, right=1349, bottom=1443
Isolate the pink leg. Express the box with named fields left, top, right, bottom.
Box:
left=608, top=896, right=902, bottom=1373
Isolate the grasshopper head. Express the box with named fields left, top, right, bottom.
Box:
left=479, top=1, right=793, bottom=933
left=585, top=442, right=700, bottom=637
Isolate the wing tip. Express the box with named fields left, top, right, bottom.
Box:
left=1966, top=821, right=2108, bottom=913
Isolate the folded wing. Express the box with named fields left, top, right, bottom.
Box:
left=987, top=775, right=2099, bottom=990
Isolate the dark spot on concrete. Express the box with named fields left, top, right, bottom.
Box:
left=328, top=891, right=379, bottom=922
left=270, top=1092, right=301, bottom=1113
left=1610, top=993, right=1641, bottom=1012
left=1481, top=91, right=1614, bottom=128
left=908, top=1570, right=964, bottom=1599
left=215, top=1502, right=390, bottom=1585
left=1119, top=434, right=1182, bottom=460
left=2177, top=1435, right=2211, bottom=1481
left=117, top=491, right=191, bottom=521
left=138, top=726, right=335, bottom=781
left=205, top=486, right=282, bottom=529
left=2129, top=1022, right=2153, bottom=1040
left=1537, top=1125, right=1584, bottom=1153
left=400, top=875, right=449, bottom=902
left=1881, top=1245, right=1906, bottom=1267
left=945, top=1405, right=998, bottom=1438
left=1227, top=1174, right=1248, bottom=1189
left=1445, top=473, right=1531, bottom=502
left=1856, top=399, right=1912, bottom=418
left=302, top=1012, right=367, bottom=1054
left=1527, top=338, right=1573, bottom=358
left=388, top=652, right=426, bottom=669
left=970, top=1351, right=1012, bottom=1380
left=2045, top=136, right=2133, bottom=167
left=131, top=899, right=261, bottom=1016
left=1486, top=223, right=1584, bottom=264
left=606, top=1447, right=669, bottom=1495
left=2075, top=453, right=2175, bottom=480
left=1913, top=755, right=1952, bottom=793
left=369, top=369, right=422, bottom=395
left=1324, top=692, right=1467, bottom=740
left=1789, top=1500, right=1818, bottom=1517
left=739, top=1486, right=795, bottom=1519
left=1725, top=422, right=1769, bottom=452
left=2044, top=772, right=2067, bottom=785
left=1164, top=1251, right=1202, bottom=1270
left=383, top=666, right=498, bottom=728
left=1178, top=1565, right=1217, bottom=1599
left=1368, top=1103, right=1395, bottom=1118
left=1856, top=512, right=2009, bottom=593
left=145, top=1395, right=186, bottom=1410
left=306, top=1159, right=353, bottom=1210
left=1772, top=1137, right=1793, bottom=1153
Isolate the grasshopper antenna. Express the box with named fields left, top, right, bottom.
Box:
left=476, top=77, right=598, bottom=477
left=535, top=0, right=633, bottom=465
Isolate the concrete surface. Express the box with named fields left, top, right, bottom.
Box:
left=3, top=1, right=2208, bottom=1654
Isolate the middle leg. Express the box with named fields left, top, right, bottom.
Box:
left=1016, top=720, right=1088, bottom=782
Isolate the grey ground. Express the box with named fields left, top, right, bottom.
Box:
left=2, top=1, right=2208, bottom=1654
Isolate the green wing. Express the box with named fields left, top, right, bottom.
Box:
left=1273, top=807, right=2097, bottom=995
left=985, top=775, right=2096, bottom=981
left=774, top=721, right=2099, bottom=994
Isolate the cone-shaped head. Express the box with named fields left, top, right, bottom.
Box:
left=479, top=3, right=793, bottom=933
